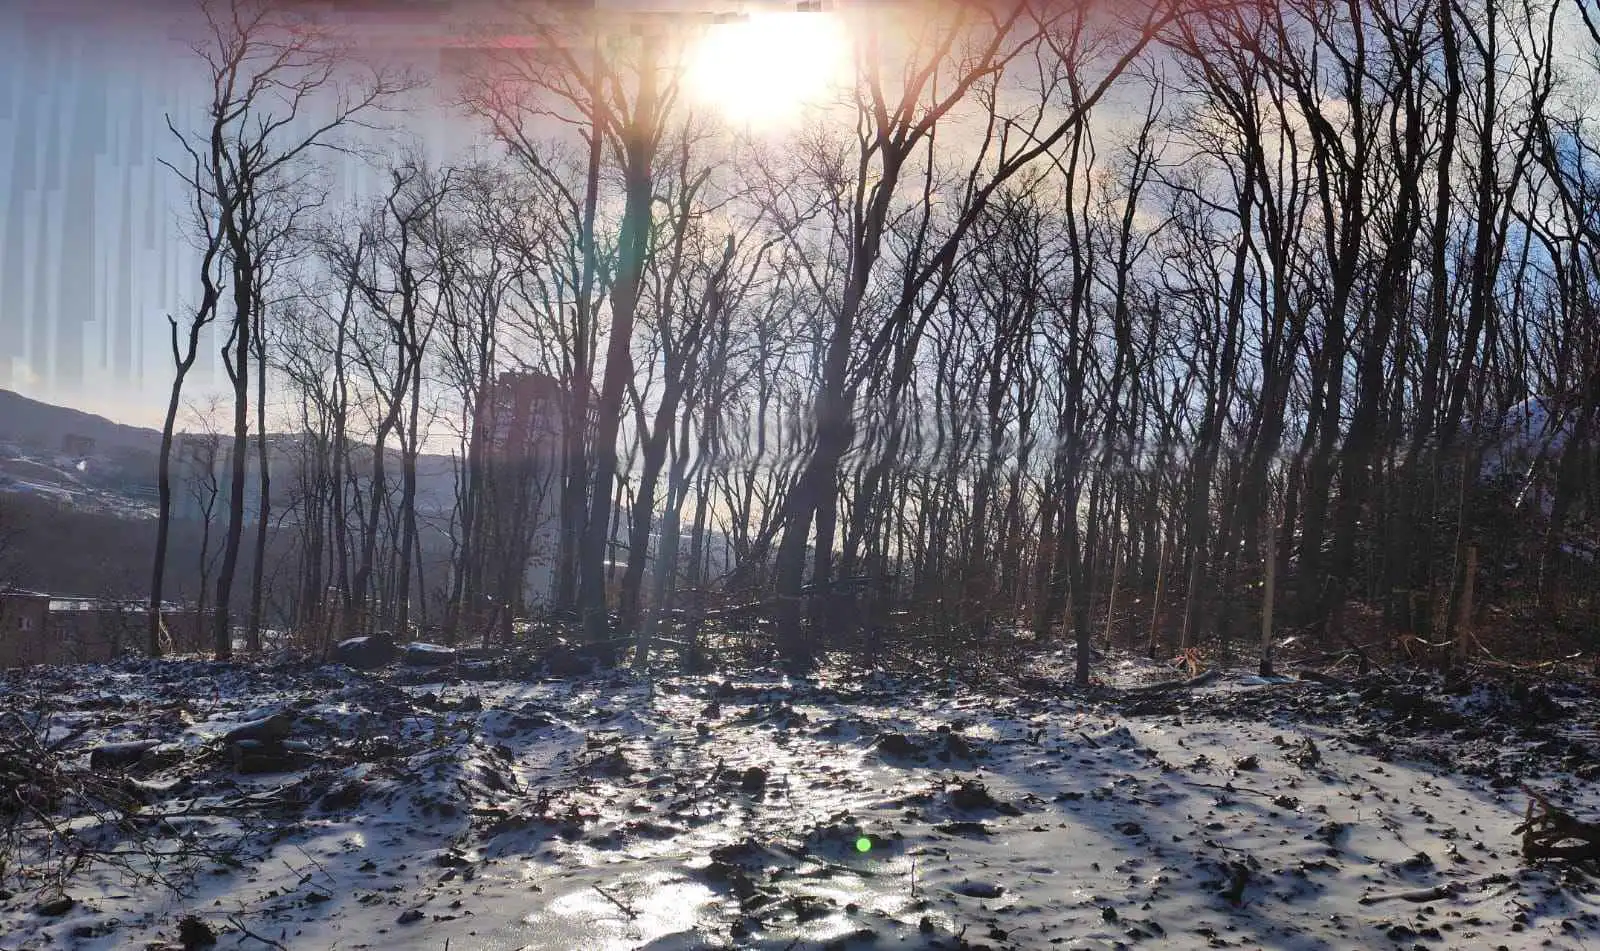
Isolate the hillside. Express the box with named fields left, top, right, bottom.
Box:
left=0, top=389, right=163, bottom=457
left=0, top=389, right=461, bottom=518
left=0, top=391, right=461, bottom=610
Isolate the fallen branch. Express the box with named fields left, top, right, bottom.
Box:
left=1293, top=669, right=1352, bottom=688
left=592, top=883, right=637, bottom=919
left=1180, top=780, right=1282, bottom=802
left=136, top=780, right=310, bottom=820
left=227, top=912, right=288, bottom=950
left=1358, top=874, right=1509, bottom=906
left=1125, top=669, right=1222, bottom=694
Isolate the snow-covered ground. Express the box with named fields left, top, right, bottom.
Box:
left=2, top=652, right=1597, bottom=950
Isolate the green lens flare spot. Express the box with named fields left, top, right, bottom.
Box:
left=855, top=837, right=872, bottom=853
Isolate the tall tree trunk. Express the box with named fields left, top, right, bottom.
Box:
left=247, top=297, right=269, bottom=652
left=213, top=253, right=253, bottom=659
left=397, top=352, right=423, bottom=636
left=579, top=34, right=659, bottom=655
left=620, top=418, right=672, bottom=638
left=151, top=349, right=197, bottom=656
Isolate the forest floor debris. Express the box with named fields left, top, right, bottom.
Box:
left=1, top=649, right=1598, bottom=950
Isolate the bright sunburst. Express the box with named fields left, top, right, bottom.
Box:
left=682, top=11, right=850, bottom=127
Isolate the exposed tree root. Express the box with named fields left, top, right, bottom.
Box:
left=1517, top=786, right=1600, bottom=863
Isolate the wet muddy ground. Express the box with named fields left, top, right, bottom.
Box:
left=2, top=650, right=1598, bottom=950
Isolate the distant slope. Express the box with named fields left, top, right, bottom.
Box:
left=0, top=389, right=461, bottom=515
left=0, top=388, right=162, bottom=455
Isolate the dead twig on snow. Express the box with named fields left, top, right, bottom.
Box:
left=226, top=912, right=289, bottom=950
left=592, top=883, right=637, bottom=919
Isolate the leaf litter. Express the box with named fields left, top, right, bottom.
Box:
left=0, top=650, right=1597, bottom=950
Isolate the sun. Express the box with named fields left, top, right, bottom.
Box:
left=682, top=11, right=850, bottom=127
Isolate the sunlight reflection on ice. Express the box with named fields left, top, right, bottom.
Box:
left=518, top=872, right=717, bottom=951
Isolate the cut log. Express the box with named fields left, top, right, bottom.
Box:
left=230, top=738, right=292, bottom=775
left=540, top=643, right=597, bottom=677
left=88, top=739, right=161, bottom=769
left=222, top=712, right=295, bottom=745
left=404, top=642, right=458, bottom=667
left=334, top=633, right=397, bottom=669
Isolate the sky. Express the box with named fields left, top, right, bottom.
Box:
left=3, top=0, right=1593, bottom=430
left=0, top=0, right=519, bottom=429
left=0, top=1, right=191, bottom=426
left=0, top=0, right=858, bottom=429
left=0, top=0, right=866, bottom=431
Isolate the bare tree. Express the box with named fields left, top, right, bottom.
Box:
left=178, top=397, right=229, bottom=636
left=166, top=0, right=417, bottom=658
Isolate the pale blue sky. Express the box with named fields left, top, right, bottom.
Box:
left=0, top=1, right=189, bottom=424
left=0, top=0, right=485, bottom=428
